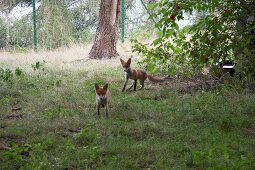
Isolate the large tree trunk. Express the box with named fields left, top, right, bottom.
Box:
left=89, top=0, right=120, bottom=59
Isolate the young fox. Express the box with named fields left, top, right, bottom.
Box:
left=95, top=83, right=111, bottom=118
left=120, top=58, right=168, bottom=92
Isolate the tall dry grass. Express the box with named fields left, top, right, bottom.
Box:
left=0, top=42, right=134, bottom=73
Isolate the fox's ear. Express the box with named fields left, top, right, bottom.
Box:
left=120, top=58, right=125, bottom=65
left=127, top=58, right=131, bottom=66
left=103, top=83, right=108, bottom=90
left=95, top=83, right=99, bottom=90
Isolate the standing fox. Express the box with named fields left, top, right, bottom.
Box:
left=95, top=83, right=111, bottom=118
left=120, top=58, right=168, bottom=92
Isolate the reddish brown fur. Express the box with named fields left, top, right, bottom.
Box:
left=95, top=84, right=110, bottom=118
left=95, top=88, right=107, bottom=96
left=120, top=58, right=167, bottom=92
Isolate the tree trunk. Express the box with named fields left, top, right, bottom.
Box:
left=89, top=0, right=120, bottom=59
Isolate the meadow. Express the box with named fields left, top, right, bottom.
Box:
left=0, top=44, right=255, bottom=169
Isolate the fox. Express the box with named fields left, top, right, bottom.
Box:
left=120, top=58, right=168, bottom=92
left=95, top=83, right=111, bottom=118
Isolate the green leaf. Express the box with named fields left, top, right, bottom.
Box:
left=182, top=26, right=190, bottom=33
left=153, top=38, right=162, bottom=46
left=156, top=31, right=163, bottom=38
left=174, top=47, right=180, bottom=54
left=172, top=22, right=179, bottom=30
left=147, top=3, right=157, bottom=11
left=165, top=29, right=175, bottom=38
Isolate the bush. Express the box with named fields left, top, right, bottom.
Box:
left=132, top=0, right=255, bottom=85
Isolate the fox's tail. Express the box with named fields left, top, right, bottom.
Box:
left=147, top=75, right=168, bottom=82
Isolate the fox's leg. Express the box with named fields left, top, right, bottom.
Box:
left=139, top=80, right=144, bottom=90
left=105, top=104, right=109, bottom=118
left=96, top=104, right=100, bottom=116
left=122, top=78, right=129, bottom=92
left=122, top=79, right=128, bottom=92
left=128, top=80, right=135, bottom=90
left=134, top=80, right=137, bottom=91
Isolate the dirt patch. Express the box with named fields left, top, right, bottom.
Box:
left=64, top=127, right=81, bottom=133
left=150, top=75, right=222, bottom=94
left=242, top=124, right=255, bottom=137
left=176, top=79, right=220, bottom=94
left=0, top=135, right=24, bottom=151
left=0, top=123, right=7, bottom=129
left=4, top=107, right=23, bottom=120
left=4, top=113, right=23, bottom=120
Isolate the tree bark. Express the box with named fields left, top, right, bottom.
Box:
left=89, top=0, right=120, bottom=59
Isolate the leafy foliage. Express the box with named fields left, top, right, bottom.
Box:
left=132, top=0, right=255, bottom=83
left=9, top=17, right=33, bottom=48
left=0, top=68, right=13, bottom=84
left=31, top=60, right=46, bottom=78
left=38, top=1, right=76, bottom=49
left=0, top=61, right=45, bottom=84
left=186, top=144, right=255, bottom=169
left=0, top=18, right=6, bottom=47
left=0, top=0, right=99, bottom=50
left=0, top=0, right=32, bottom=11
left=0, top=67, right=25, bottom=84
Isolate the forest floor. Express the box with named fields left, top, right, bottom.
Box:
left=0, top=44, right=255, bottom=169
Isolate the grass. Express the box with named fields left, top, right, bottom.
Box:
left=0, top=46, right=255, bottom=169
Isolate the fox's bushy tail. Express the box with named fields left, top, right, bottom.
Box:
left=147, top=75, right=168, bottom=82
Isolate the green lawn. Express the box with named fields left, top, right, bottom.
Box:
left=1, top=66, right=255, bottom=169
